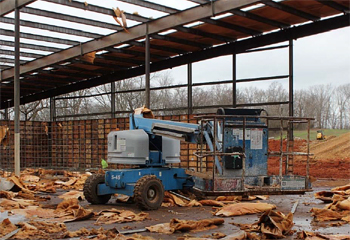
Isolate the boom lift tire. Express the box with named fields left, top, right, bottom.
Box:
left=84, top=174, right=111, bottom=204
left=134, top=175, right=164, bottom=210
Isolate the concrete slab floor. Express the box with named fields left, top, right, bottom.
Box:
left=41, top=179, right=350, bottom=239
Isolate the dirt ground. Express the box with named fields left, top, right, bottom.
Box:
left=268, top=133, right=350, bottom=179
left=1, top=134, right=349, bottom=239
left=40, top=178, right=347, bottom=240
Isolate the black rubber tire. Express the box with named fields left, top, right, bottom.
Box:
left=83, top=174, right=111, bottom=204
left=134, top=175, right=164, bottom=210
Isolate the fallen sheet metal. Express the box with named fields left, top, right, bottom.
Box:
left=314, top=191, right=334, bottom=203
left=146, top=218, right=225, bottom=234
left=216, top=195, right=268, bottom=201
left=95, top=208, right=149, bottom=225
left=58, top=190, right=84, bottom=200
left=311, top=184, right=350, bottom=223
left=0, top=177, right=15, bottom=191
left=0, top=125, right=9, bottom=146
left=0, top=190, right=14, bottom=199
left=7, top=176, right=32, bottom=193
left=177, top=230, right=260, bottom=240
left=215, top=202, right=276, bottom=217
left=310, top=208, right=350, bottom=222
left=297, top=230, right=350, bottom=240
left=0, top=218, right=18, bottom=238
left=54, top=198, right=94, bottom=223
left=164, top=191, right=188, bottom=207
left=233, top=210, right=294, bottom=239
left=199, top=200, right=225, bottom=207
left=0, top=198, right=37, bottom=210
left=20, top=175, right=40, bottom=183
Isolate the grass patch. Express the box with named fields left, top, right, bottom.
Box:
left=271, top=129, right=349, bottom=140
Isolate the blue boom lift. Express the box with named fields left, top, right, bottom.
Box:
left=83, top=108, right=310, bottom=210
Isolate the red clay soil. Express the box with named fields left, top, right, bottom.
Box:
left=267, top=133, right=350, bottom=179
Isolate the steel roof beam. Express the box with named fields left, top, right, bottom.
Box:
left=36, top=69, right=93, bottom=79
left=43, top=0, right=149, bottom=23
left=175, top=26, right=235, bottom=42
left=129, top=40, right=187, bottom=54
left=230, top=9, right=289, bottom=29
left=0, top=39, right=62, bottom=52
left=0, top=29, right=79, bottom=46
left=118, top=0, right=178, bottom=14
left=0, top=58, right=27, bottom=65
left=21, top=74, right=74, bottom=83
left=0, top=0, right=261, bottom=80
left=0, top=17, right=102, bottom=39
left=8, top=13, right=346, bottom=109
left=22, top=7, right=122, bottom=31
left=106, top=47, right=166, bottom=60
left=201, top=18, right=261, bottom=36
left=71, top=59, right=127, bottom=71
left=0, top=65, right=12, bottom=70
left=315, top=0, right=349, bottom=13
left=0, top=49, right=44, bottom=59
left=0, top=0, right=36, bottom=16
left=96, top=55, right=144, bottom=65
left=150, top=34, right=210, bottom=49
left=122, top=0, right=260, bottom=38
left=187, top=0, right=209, bottom=4
left=49, top=64, right=102, bottom=75
left=261, top=0, right=320, bottom=22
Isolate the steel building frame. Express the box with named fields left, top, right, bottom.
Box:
left=0, top=0, right=349, bottom=174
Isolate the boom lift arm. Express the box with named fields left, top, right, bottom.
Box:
left=130, top=113, right=223, bottom=174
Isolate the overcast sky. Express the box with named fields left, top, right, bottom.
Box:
left=168, top=26, right=350, bottom=90
left=1, top=0, right=349, bottom=92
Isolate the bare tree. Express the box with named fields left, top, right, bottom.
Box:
left=55, top=89, right=93, bottom=120
left=336, top=83, right=350, bottom=129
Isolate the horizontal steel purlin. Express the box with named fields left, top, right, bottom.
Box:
left=0, top=0, right=260, bottom=80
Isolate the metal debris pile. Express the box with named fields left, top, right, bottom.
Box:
left=0, top=169, right=151, bottom=239
left=1, top=169, right=350, bottom=239
left=311, top=183, right=350, bottom=225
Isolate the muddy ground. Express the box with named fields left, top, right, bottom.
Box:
left=268, top=133, right=350, bottom=179
left=38, top=179, right=348, bottom=239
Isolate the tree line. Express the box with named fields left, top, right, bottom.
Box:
left=1, top=72, right=349, bottom=129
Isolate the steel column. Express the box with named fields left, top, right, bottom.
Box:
left=145, top=24, right=150, bottom=108
left=187, top=63, right=193, bottom=115
left=0, top=0, right=35, bottom=16
left=14, top=0, right=20, bottom=176
left=111, top=82, right=116, bottom=118
left=4, top=109, right=9, bottom=120
left=50, top=97, right=56, bottom=122
left=289, top=39, right=294, bottom=140
left=232, top=54, right=237, bottom=107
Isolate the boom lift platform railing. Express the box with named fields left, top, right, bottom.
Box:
left=190, top=108, right=314, bottom=195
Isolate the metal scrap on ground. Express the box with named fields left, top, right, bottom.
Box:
left=311, top=183, right=350, bottom=223
left=1, top=168, right=350, bottom=239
